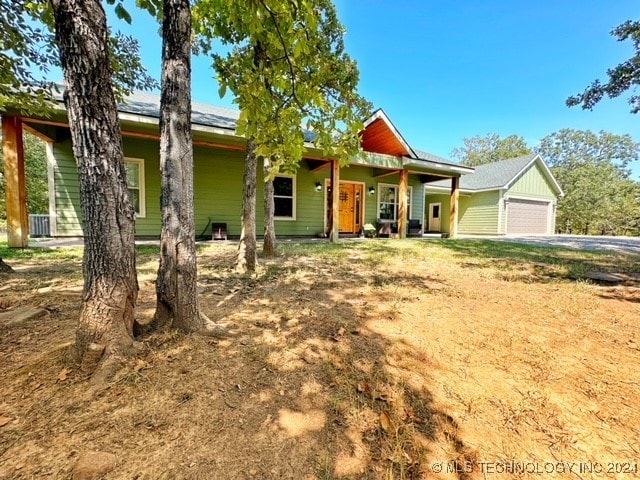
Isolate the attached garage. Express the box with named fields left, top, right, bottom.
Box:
left=425, top=154, right=563, bottom=236
left=505, top=198, right=551, bottom=235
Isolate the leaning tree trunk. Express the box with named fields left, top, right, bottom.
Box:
left=153, top=0, right=203, bottom=332
left=50, top=0, right=138, bottom=379
left=236, top=139, right=258, bottom=273
left=263, top=158, right=277, bottom=257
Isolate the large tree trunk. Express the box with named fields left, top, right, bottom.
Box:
left=153, top=0, right=203, bottom=332
left=263, top=158, right=277, bottom=257
left=236, top=139, right=258, bottom=273
left=50, top=0, right=138, bottom=379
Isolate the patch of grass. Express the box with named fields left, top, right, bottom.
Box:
left=0, top=241, right=84, bottom=261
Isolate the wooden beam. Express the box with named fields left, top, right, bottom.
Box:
left=450, top=176, right=460, bottom=238
left=22, top=123, right=55, bottom=143
left=330, top=160, right=340, bottom=242
left=310, top=160, right=332, bottom=173
left=398, top=169, right=408, bottom=239
left=2, top=116, right=29, bottom=248
left=373, top=169, right=402, bottom=180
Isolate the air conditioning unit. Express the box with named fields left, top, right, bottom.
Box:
left=29, top=214, right=51, bottom=237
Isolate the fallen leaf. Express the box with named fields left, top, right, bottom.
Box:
left=337, top=327, right=346, bottom=336
left=380, top=411, right=393, bottom=433
left=356, top=382, right=372, bottom=398
left=133, top=359, right=148, bottom=372
left=57, top=368, right=70, bottom=382
left=0, top=416, right=11, bottom=427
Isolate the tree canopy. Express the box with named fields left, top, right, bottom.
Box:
left=193, top=0, right=372, bottom=173
left=537, top=129, right=640, bottom=235
left=451, top=133, right=532, bottom=166
left=567, top=20, right=640, bottom=114
left=0, top=0, right=156, bottom=116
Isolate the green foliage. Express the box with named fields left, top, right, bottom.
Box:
left=567, top=20, right=640, bottom=113
left=0, top=131, right=49, bottom=218
left=451, top=133, right=532, bottom=166
left=537, top=129, right=640, bottom=235
left=0, top=0, right=157, bottom=116
left=193, top=0, right=372, bottom=175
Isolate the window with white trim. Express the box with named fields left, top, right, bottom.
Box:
left=125, top=158, right=145, bottom=217
left=273, top=175, right=296, bottom=220
left=377, top=183, right=412, bottom=222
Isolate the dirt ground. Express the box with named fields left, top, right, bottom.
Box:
left=0, top=239, right=639, bottom=479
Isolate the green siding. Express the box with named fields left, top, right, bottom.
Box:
left=508, top=162, right=557, bottom=199
left=424, top=193, right=451, bottom=233
left=458, top=190, right=500, bottom=235
left=52, top=136, right=431, bottom=238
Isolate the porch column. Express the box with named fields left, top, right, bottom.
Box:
left=449, top=176, right=459, bottom=238
left=398, top=169, right=408, bottom=239
left=2, top=116, right=29, bottom=248
left=330, top=159, right=340, bottom=242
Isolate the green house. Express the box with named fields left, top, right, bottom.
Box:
left=425, top=154, right=564, bottom=235
left=1, top=93, right=473, bottom=245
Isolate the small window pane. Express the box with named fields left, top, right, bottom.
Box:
left=126, top=163, right=140, bottom=187
left=274, top=177, right=293, bottom=196
left=274, top=197, right=293, bottom=217
left=380, top=186, right=396, bottom=203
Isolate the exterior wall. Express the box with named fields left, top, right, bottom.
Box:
left=508, top=162, right=558, bottom=199
left=457, top=190, right=500, bottom=235
left=51, top=135, right=428, bottom=238
left=424, top=193, right=451, bottom=233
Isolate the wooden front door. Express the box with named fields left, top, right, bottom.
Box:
left=331, top=182, right=363, bottom=234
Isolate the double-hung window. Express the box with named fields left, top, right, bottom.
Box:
left=273, top=175, right=296, bottom=220
left=377, top=183, right=412, bottom=222
left=125, top=158, right=145, bottom=218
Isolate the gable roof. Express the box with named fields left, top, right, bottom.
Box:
left=428, top=154, right=563, bottom=195
left=362, top=109, right=417, bottom=158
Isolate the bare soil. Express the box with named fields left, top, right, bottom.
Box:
left=0, top=239, right=639, bottom=479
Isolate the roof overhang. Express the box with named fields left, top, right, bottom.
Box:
left=402, top=157, right=474, bottom=176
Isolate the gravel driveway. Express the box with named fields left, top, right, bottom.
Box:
left=486, top=234, right=640, bottom=254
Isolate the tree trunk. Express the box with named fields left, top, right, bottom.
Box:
left=50, top=0, right=138, bottom=379
left=152, top=0, right=203, bottom=332
left=263, top=158, right=277, bottom=257
left=0, top=258, right=13, bottom=273
left=236, top=139, right=258, bottom=273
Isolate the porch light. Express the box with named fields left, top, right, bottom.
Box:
left=315, top=182, right=322, bottom=192
left=368, top=186, right=375, bottom=195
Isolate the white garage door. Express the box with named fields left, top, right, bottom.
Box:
left=506, top=199, right=550, bottom=234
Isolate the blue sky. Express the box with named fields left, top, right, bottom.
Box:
left=104, top=1, right=640, bottom=177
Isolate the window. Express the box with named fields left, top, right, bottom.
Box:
left=125, top=158, right=145, bottom=217
left=377, top=183, right=412, bottom=222
left=273, top=175, right=296, bottom=220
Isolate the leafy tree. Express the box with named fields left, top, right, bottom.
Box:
left=451, top=133, right=532, bottom=166
left=194, top=0, right=371, bottom=270
left=0, top=131, right=48, bottom=219
left=567, top=20, right=640, bottom=113
left=537, top=129, right=640, bottom=235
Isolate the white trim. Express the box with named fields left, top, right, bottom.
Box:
left=504, top=195, right=554, bottom=235
left=124, top=157, right=146, bottom=218
left=428, top=202, right=442, bottom=232
left=503, top=154, right=564, bottom=197
left=273, top=174, right=296, bottom=221
left=45, top=141, right=57, bottom=237
left=362, top=109, right=416, bottom=157
left=420, top=184, right=426, bottom=232
left=497, top=189, right=505, bottom=234
left=376, top=182, right=413, bottom=222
